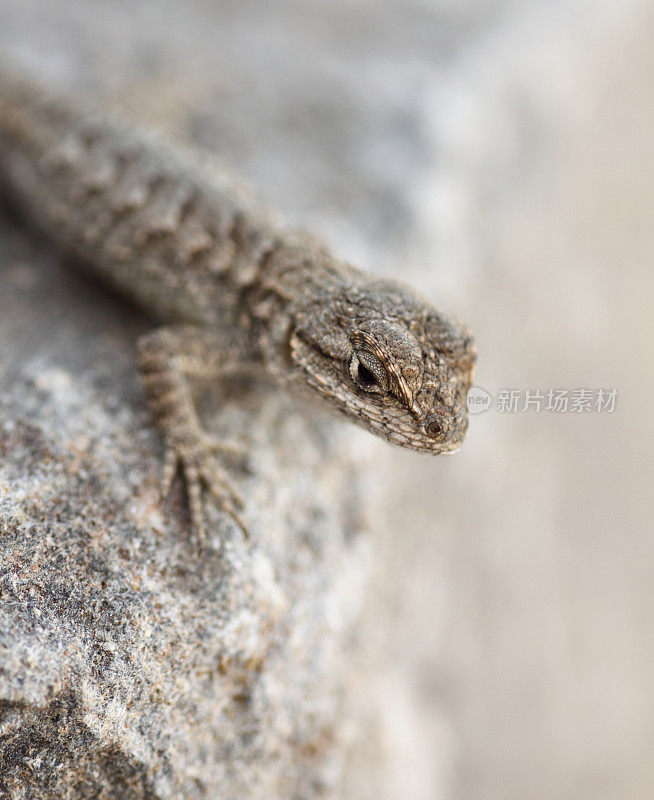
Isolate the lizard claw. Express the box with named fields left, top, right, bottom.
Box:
left=160, top=436, right=248, bottom=540
left=205, top=435, right=252, bottom=474
left=204, top=435, right=247, bottom=458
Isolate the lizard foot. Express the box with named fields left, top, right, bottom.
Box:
left=160, top=435, right=248, bottom=540
left=202, top=434, right=252, bottom=473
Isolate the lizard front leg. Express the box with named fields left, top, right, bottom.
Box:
left=137, top=325, right=252, bottom=540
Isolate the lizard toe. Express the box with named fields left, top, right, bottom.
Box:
left=159, top=436, right=247, bottom=539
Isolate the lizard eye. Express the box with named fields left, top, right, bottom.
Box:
left=357, top=362, right=378, bottom=387
left=349, top=352, right=388, bottom=393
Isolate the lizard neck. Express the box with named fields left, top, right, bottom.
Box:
left=247, top=232, right=352, bottom=374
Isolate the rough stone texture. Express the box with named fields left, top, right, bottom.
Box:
left=0, top=216, right=371, bottom=799
left=1, top=1, right=654, bottom=799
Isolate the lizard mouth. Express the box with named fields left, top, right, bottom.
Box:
left=363, top=404, right=468, bottom=454
left=288, top=329, right=470, bottom=454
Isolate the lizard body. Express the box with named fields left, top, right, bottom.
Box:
left=0, top=69, right=476, bottom=537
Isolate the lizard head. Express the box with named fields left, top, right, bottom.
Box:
left=288, top=276, right=476, bottom=454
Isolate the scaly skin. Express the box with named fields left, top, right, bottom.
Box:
left=0, top=68, right=476, bottom=538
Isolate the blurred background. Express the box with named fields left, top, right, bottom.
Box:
left=1, top=1, right=652, bottom=798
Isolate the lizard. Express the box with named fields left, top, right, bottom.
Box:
left=0, top=67, right=476, bottom=539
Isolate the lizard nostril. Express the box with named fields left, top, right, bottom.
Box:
left=424, top=415, right=445, bottom=438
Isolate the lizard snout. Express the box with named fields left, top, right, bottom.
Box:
left=423, top=414, right=449, bottom=440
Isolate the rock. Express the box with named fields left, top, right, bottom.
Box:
left=4, top=1, right=653, bottom=799
left=0, top=220, right=371, bottom=798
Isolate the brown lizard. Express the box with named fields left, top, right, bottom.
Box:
left=0, top=68, right=476, bottom=538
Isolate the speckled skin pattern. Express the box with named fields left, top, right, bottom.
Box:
left=0, top=69, right=476, bottom=536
